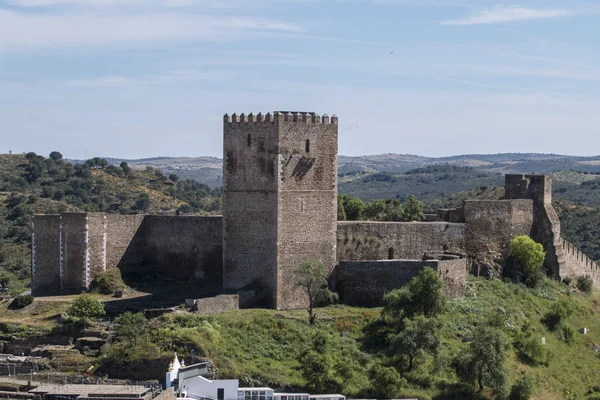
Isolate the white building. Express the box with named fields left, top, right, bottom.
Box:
left=166, top=355, right=344, bottom=400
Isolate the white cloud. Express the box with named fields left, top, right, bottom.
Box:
left=442, top=5, right=574, bottom=25
left=0, top=9, right=301, bottom=52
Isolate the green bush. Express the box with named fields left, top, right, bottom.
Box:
left=509, top=236, right=546, bottom=287
left=517, top=335, right=551, bottom=366
left=510, top=374, right=537, bottom=400
left=542, top=299, right=573, bottom=331
left=577, top=275, right=594, bottom=294
left=562, top=325, right=575, bottom=344
left=10, top=294, right=34, bottom=309
left=90, top=269, right=124, bottom=295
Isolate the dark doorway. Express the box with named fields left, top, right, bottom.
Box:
left=218, top=388, right=224, bottom=400
left=388, top=248, right=394, bottom=259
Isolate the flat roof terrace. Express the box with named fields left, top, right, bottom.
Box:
left=30, top=384, right=151, bottom=399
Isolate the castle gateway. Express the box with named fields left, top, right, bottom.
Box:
left=31, top=113, right=600, bottom=309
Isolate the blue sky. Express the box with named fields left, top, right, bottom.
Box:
left=0, top=0, right=599, bottom=159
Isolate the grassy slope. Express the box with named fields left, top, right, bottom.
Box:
left=4, top=277, right=600, bottom=399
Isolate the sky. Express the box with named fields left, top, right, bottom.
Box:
left=0, top=0, right=599, bottom=159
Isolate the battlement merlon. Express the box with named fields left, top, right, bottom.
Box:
left=223, top=112, right=338, bottom=124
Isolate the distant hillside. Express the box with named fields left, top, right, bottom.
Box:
left=86, top=153, right=600, bottom=189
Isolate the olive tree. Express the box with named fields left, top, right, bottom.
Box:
left=295, top=260, right=338, bottom=325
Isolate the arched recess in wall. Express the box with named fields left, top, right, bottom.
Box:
left=388, top=248, right=394, bottom=260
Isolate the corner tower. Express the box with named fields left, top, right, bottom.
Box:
left=223, top=112, right=338, bottom=309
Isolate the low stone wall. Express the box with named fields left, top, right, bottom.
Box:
left=337, top=221, right=466, bottom=261
left=333, top=259, right=466, bottom=307
left=191, top=294, right=240, bottom=314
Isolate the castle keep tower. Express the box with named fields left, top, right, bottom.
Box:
left=223, top=112, right=338, bottom=309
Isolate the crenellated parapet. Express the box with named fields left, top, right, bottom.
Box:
left=223, top=111, right=337, bottom=124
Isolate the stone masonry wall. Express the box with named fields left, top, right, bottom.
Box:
left=60, top=213, right=87, bottom=292
left=337, top=221, right=466, bottom=261
left=223, top=112, right=338, bottom=309
left=223, top=113, right=280, bottom=307
left=334, top=259, right=466, bottom=307
left=277, top=113, right=338, bottom=310
left=31, top=215, right=61, bottom=294
left=105, top=214, right=145, bottom=272
left=33, top=213, right=223, bottom=294
left=558, top=237, right=600, bottom=285
left=86, top=213, right=107, bottom=287
left=145, top=216, right=223, bottom=284
left=463, top=200, right=534, bottom=258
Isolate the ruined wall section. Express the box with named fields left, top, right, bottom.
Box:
left=145, top=216, right=223, bottom=284
left=463, top=200, right=534, bottom=258
left=334, top=259, right=466, bottom=307
left=31, top=215, right=61, bottom=294
left=504, top=174, right=563, bottom=276
left=277, top=113, right=338, bottom=309
left=223, top=113, right=280, bottom=306
left=337, top=221, right=466, bottom=261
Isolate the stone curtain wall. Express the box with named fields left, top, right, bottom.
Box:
left=145, top=216, right=223, bottom=283
left=33, top=213, right=223, bottom=294
left=31, top=215, right=61, bottom=294
left=60, top=213, right=88, bottom=292
left=558, top=237, right=600, bottom=285
left=334, top=259, right=466, bottom=307
left=337, top=221, right=466, bottom=261
left=463, top=200, right=534, bottom=257
left=105, top=214, right=145, bottom=272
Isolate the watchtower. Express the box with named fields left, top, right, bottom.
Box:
left=222, top=112, right=338, bottom=309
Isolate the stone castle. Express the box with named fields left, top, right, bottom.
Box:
left=31, top=112, right=600, bottom=309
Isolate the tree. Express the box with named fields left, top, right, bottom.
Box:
left=114, top=312, right=147, bottom=346
left=455, top=325, right=509, bottom=397
left=403, top=195, right=424, bottom=221
left=541, top=299, right=573, bottom=331
left=509, top=236, right=545, bottom=287
left=134, top=192, right=151, bottom=212
left=369, top=365, right=405, bottom=399
left=68, top=295, right=105, bottom=327
left=383, top=267, right=445, bottom=322
left=120, top=161, right=132, bottom=176
left=295, top=260, right=338, bottom=325
left=388, top=316, right=440, bottom=371
left=49, top=151, right=63, bottom=161
left=337, top=196, right=347, bottom=221
left=576, top=275, right=593, bottom=294
left=169, top=173, right=179, bottom=182
left=339, top=194, right=365, bottom=221
left=25, top=152, right=37, bottom=164
left=364, top=198, right=404, bottom=221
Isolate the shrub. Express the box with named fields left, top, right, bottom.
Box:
left=10, top=294, right=34, bottom=309
left=577, top=275, right=594, bottom=294
left=562, top=325, right=575, bottom=344
left=370, top=365, right=406, bottom=398
left=542, top=299, right=573, bottom=331
left=68, top=294, right=105, bottom=325
left=90, top=269, right=124, bottom=295
left=517, top=335, right=551, bottom=366
left=509, top=236, right=546, bottom=287
left=510, top=374, right=537, bottom=400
